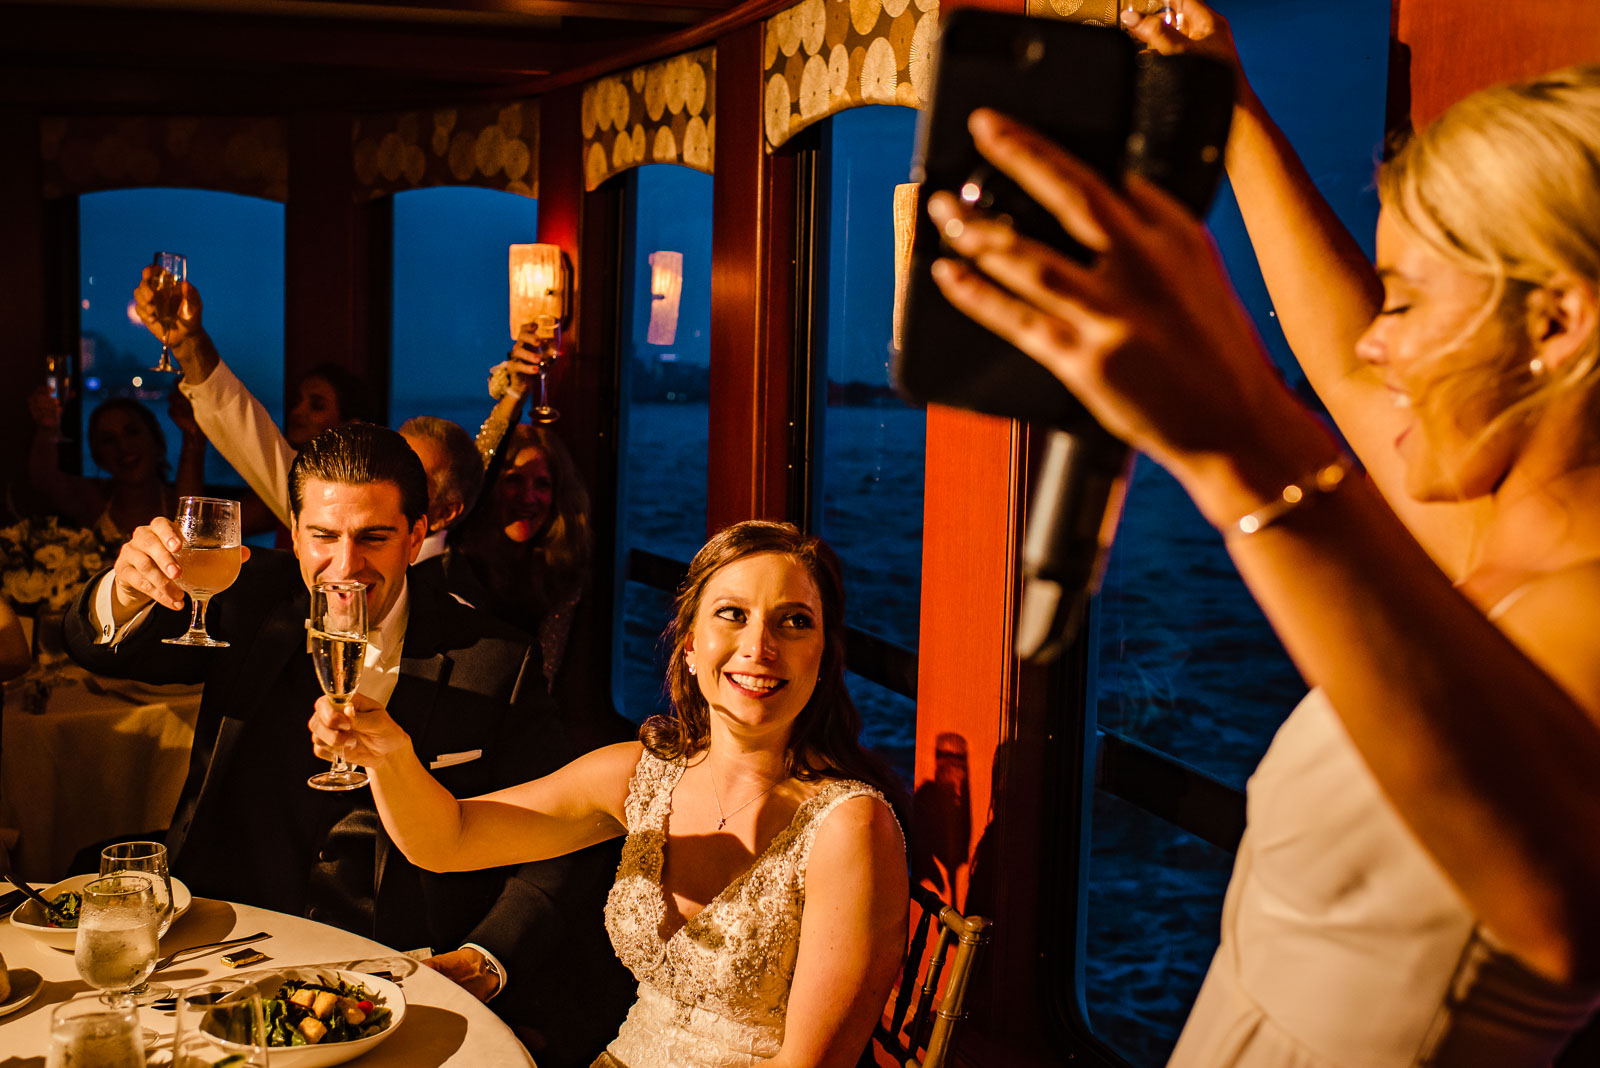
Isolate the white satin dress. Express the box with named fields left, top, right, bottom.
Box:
left=1168, top=687, right=1600, bottom=1066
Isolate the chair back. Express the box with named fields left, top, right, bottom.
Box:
left=866, top=883, right=992, bottom=1068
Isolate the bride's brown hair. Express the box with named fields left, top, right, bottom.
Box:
left=640, top=520, right=901, bottom=798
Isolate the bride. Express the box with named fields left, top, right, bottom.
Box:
left=309, top=519, right=908, bottom=1067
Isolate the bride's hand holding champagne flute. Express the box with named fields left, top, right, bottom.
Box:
left=308, top=579, right=369, bottom=791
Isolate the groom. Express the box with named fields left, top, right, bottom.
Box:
left=64, top=424, right=628, bottom=1061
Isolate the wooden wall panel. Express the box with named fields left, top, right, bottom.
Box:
left=1396, top=0, right=1600, bottom=125
left=706, top=21, right=797, bottom=534
left=0, top=108, right=50, bottom=503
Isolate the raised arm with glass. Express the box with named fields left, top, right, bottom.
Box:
left=308, top=579, right=369, bottom=791
left=162, top=496, right=242, bottom=647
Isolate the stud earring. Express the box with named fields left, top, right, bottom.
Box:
left=687, top=662, right=696, bottom=675
left=1530, top=357, right=1546, bottom=375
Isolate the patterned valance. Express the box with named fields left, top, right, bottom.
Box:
left=1025, top=0, right=1147, bottom=25
left=580, top=46, right=716, bottom=191
left=353, top=100, right=540, bottom=201
left=40, top=116, right=288, bottom=201
left=762, top=0, right=937, bottom=151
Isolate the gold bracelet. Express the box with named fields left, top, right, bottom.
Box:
left=1230, top=454, right=1354, bottom=536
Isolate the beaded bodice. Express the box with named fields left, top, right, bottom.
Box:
left=601, top=748, right=887, bottom=1067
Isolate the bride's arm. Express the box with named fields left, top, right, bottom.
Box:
left=769, top=795, right=908, bottom=1068
left=310, top=690, right=636, bottom=869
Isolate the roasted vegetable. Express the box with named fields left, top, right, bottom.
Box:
left=256, top=976, right=391, bottom=1048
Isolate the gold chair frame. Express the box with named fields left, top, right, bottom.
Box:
left=866, top=883, right=992, bottom=1068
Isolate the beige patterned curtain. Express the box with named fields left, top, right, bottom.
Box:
left=762, top=0, right=938, bottom=151
left=352, top=100, right=540, bottom=201
left=580, top=46, right=716, bottom=191
left=1023, top=0, right=1127, bottom=24
left=40, top=116, right=288, bottom=201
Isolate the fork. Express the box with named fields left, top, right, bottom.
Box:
left=153, top=930, right=270, bottom=971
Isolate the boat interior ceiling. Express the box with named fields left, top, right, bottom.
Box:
left=2, top=0, right=746, bottom=110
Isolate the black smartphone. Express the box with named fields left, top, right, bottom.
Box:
left=893, top=12, right=1139, bottom=431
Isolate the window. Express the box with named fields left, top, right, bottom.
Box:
left=809, top=105, right=923, bottom=788
left=612, top=164, right=714, bottom=723
left=1071, top=2, right=1393, bottom=1062
left=389, top=186, right=540, bottom=432
left=78, top=188, right=284, bottom=495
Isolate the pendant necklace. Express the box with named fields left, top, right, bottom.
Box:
left=711, top=764, right=784, bottom=830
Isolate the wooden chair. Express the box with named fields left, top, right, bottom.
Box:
left=864, top=883, right=992, bottom=1068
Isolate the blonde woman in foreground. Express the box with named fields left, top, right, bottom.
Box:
left=311, top=520, right=907, bottom=1068
left=929, top=6, right=1600, bottom=1064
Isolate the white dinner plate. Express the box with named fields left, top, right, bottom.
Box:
left=225, top=968, right=407, bottom=1068
left=9, top=874, right=193, bottom=952
left=0, top=968, right=43, bottom=1016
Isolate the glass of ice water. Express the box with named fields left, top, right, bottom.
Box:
left=74, top=874, right=160, bottom=1009
left=100, top=841, right=175, bottom=1002
left=45, top=1000, right=143, bottom=1068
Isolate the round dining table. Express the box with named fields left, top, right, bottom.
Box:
left=0, top=891, right=537, bottom=1067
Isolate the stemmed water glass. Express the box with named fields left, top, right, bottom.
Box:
left=162, top=496, right=242, bottom=648
left=173, top=980, right=271, bottom=1068
left=74, top=874, right=160, bottom=1011
left=99, top=841, right=175, bottom=1004
left=45, top=1000, right=144, bottom=1068
left=149, top=251, right=187, bottom=373
left=308, top=580, right=369, bottom=791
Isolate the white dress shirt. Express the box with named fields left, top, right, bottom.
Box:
left=179, top=359, right=297, bottom=527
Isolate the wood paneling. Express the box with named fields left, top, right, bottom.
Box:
left=706, top=21, right=797, bottom=534
left=0, top=107, right=51, bottom=502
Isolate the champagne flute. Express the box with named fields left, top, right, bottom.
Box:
left=74, top=875, right=160, bottom=1010
left=99, top=841, right=174, bottom=1003
left=174, top=980, right=270, bottom=1068
left=44, top=352, right=73, bottom=443
left=150, top=251, right=187, bottom=373
left=308, top=579, right=369, bottom=791
left=1122, top=0, right=1182, bottom=29
left=162, top=496, right=243, bottom=648
left=530, top=314, right=560, bottom=423
left=46, top=1000, right=144, bottom=1068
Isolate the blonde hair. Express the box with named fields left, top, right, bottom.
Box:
left=1378, top=65, right=1600, bottom=459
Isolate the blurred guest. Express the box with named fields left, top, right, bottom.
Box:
left=28, top=387, right=205, bottom=545
left=455, top=423, right=591, bottom=688
left=397, top=415, right=485, bottom=580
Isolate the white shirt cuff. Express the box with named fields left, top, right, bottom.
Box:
left=89, top=573, right=156, bottom=647
left=460, top=942, right=508, bottom=1001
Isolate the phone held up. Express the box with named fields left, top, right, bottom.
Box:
left=891, top=9, right=1234, bottom=430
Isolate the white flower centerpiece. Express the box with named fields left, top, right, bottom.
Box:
left=1, top=517, right=106, bottom=613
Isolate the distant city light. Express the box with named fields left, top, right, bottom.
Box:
left=81, top=298, right=90, bottom=310
left=85, top=376, right=101, bottom=391
left=658, top=352, right=677, bottom=362
left=125, top=299, right=142, bottom=325
left=131, top=376, right=143, bottom=388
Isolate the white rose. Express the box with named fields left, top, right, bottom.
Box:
left=81, top=552, right=104, bottom=573
left=2, top=568, right=49, bottom=605
left=34, top=543, right=67, bottom=570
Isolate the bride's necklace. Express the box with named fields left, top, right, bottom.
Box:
left=710, top=764, right=785, bottom=830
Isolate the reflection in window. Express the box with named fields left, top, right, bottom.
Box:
left=613, top=165, right=713, bottom=723
left=1076, top=1, right=1392, bottom=1062
left=390, top=186, right=540, bottom=433
left=78, top=188, right=284, bottom=492
left=812, top=105, right=921, bottom=786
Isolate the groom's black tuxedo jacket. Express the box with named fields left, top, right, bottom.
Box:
left=64, top=550, right=573, bottom=955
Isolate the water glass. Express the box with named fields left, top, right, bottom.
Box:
left=46, top=999, right=143, bottom=1068
left=74, top=874, right=160, bottom=1009
left=174, top=980, right=270, bottom=1068
left=101, top=840, right=175, bottom=1002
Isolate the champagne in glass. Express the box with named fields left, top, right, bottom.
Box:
left=99, top=841, right=174, bottom=1004
left=46, top=1001, right=143, bottom=1068
left=150, top=251, right=187, bottom=373
left=530, top=314, right=560, bottom=423
left=75, top=875, right=160, bottom=1009
left=308, top=579, right=369, bottom=791
left=163, top=496, right=242, bottom=648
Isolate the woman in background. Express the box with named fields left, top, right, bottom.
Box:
left=311, top=520, right=908, bottom=1068
left=929, top=9, right=1600, bottom=1062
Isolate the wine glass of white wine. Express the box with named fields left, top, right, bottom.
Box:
left=99, top=841, right=175, bottom=1004
left=308, top=579, right=369, bottom=791
left=162, top=496, right=242, bottom=648
left=74, top=875, right=160, bottom=1010
left=150, top=251, right=187, bottom=373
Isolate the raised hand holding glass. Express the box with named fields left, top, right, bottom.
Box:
left=163, top=496, right=242, bottom=648
left=149, top=251, right=186, bottom=373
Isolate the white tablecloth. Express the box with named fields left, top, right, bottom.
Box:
left=0, top=892, right=537, bottom=1066
left=0, top=664, right=202, bottom=880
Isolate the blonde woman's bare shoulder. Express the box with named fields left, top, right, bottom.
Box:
left=1492, top=560, right=1600, bottom=716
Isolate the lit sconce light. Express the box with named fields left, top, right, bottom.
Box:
left=646, top=250, right=683, bottom=346
left=892, top=182, right=921, bottom=351
left=508, top=242, right=571, bottom=423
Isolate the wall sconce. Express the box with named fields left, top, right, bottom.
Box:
left=508, top=242, right=570, bottom=422
left=892, top=182, right=920, bottom=351
left=646, top=250, right=683, bottom=346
